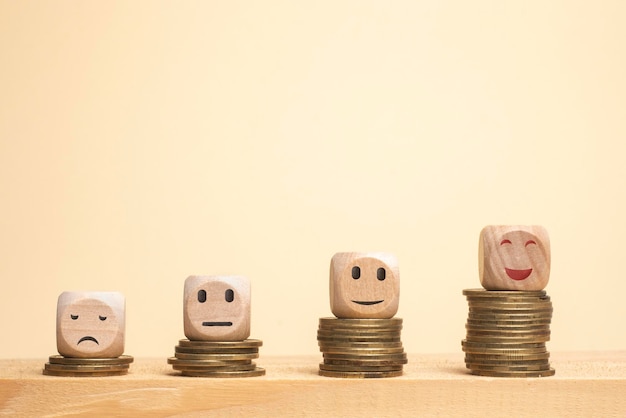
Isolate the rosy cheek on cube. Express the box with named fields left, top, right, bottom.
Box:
left=183, top=275, right=251, bottom=341
left=56, top=292, right=126, bottom=358
left=329, top=252, right=400, bottom=319
left=479, top=225, right=551, bottom=291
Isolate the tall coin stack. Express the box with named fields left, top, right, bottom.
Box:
left=465, top=225, right=555, bottom=378
left=174, top=275, right=265, bottom=378
left=317, top=317, right=406, bottom=378
left=321, top=252, right=405, bottom=378
left=461, top=289, right=554, bottom=377
left=168, top=339, right=265, bottom=377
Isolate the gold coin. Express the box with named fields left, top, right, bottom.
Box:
left=467, top=313, right=553, bottom=321
left=468, top=308, right=553, bottom=316
left=465, top=328, right=551, bottom=336
left=180, top=368, right=266, bottom=378
left=317, top=328, right=402, bottom=336
left=319, top=317, right=403, bottom=326
left=467, top=299, right=552, bottom=305
left=44, top=363, right=129, bottom=372
left=465, top=318, right=551, bottom=328
left=178, top=339, right=263, bottom=348
left=47, top=355, right=134, bottom=365
left=318, top=341, right=404, bottom=349
left=323, top=352, right=407, bottom=360
left=466, top=296, right=551, bottom=304
left=42, top=368, right=128, bottom=377
left=319, top=326, right=404, bottom=334
left=317, top=336, right=402, bottom=343
left=319, top=363, right=403, bottom=372
left=173, top=352, right=259, bottom=361
left=320, top=347, right=406, bottom=355
left=462, top=346, right=548, bottom=355
left=468, top=303, right=554, bottom=313
left=465, top=325, right=551, bottom=333
left=175, top=346, right=259, bottom=355
left=469, top=368, right=555, bottom=378
left=467, top=363, right=551, bottom=372
left=172, top=363, right=257, bottom=372
left=323, top=359, right=407, bottom=367
left=463, top=289, right=547, bottom=297
left=461, top=339, right=546, bottom=349
left=466, top=356, right=550, bottom=365
left=318, top=369, right=403, bottom=378
left=464, top=335, right=550, bottom=344
left=167, top=357, right=253, bottom=367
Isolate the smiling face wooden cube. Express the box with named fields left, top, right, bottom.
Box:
left=56, top=292, right=125, bottom=358
left=479, top=225, right=551, bottom=291
left=184, top=276, right=251, bottom=341
left=330, top=252, right=400, bottom=319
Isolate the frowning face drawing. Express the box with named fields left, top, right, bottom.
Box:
left=56, top=292, right=125, bottom=358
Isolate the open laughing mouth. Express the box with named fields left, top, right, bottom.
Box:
left=202, top=322, right=233, bottom=326
left=505, top=268, right=533, bottom=281
left=77, top=336, right=99, bottom=345
left=352, top=300, right=384, bottom=305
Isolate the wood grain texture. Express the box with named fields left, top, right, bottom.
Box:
left=479, top=225, right=551, bottom=291
left=184, top=276, right=251, bottom=341
left=56, top=291, right=125, bottom=358
left=330, top=252, right=400, bottom=319
left=1, top=352, right=625, bottom=417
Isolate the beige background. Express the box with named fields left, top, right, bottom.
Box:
left=1, top=1, right=625, bottom=359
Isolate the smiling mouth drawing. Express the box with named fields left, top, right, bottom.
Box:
left=77, top=336, right=99, bottom=345
left=202, top=322, right=233, bottom=326
left=505, top=268, right=533, bottom=281
left=352, top=300, right=384, bottom=305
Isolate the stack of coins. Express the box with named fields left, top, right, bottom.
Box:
left=43, top=355, right=134, bottom=377
left=168, top=339, right=265, bottom=377
left=462, top=288, right=554, bottom=377
left=317, top=317, right=407, bottom=378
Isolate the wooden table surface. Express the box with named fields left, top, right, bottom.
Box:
left=1, top=352, right=625, bottom=417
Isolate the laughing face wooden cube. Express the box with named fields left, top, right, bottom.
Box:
left=479, top=225, right=551, bottom=291
left=56, top=291, right=125, bottom=358
left=184, top=275, right=251, bottom=341
left=330, top=252, right=400, bottom=319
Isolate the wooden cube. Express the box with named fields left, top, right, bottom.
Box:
left=330, top=252, right=400, bottom=319
left=56, top=291, right=125, bottom=358
left=479, top=225, right=551, bottom=291
left=184, top=275, right=251, bottom=341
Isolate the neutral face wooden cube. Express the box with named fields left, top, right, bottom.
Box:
left=184, top=275, right=251, bottom=341
left=479, top=225, right=551, bottom=291
left=330, top=252, right=400, bottom=319
left=56, top=291, right=125, bottom=358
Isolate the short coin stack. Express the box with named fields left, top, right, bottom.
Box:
left=43, top=355, right=134, bottom=377
left=462, top=288, right=554, bottom=377
left=168, top=339, right=265, bottom=377
left=317, top=317, right=407, bottom=378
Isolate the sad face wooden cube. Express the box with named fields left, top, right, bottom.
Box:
left=56, top=291, right=125, bottom=358
left=479, top=225, right=551, bottom=291
left=184, top=275, right=251, bottom=341
left=330, top=252, right=400, bottom=319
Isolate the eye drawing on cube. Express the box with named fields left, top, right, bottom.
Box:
left=183, top=275, right=251, bottom=341
left=330, top=252, right=400, bottom=319
left=479, top=225, right=551, bottom=291
left=56, top=291, right=125, bottom=358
